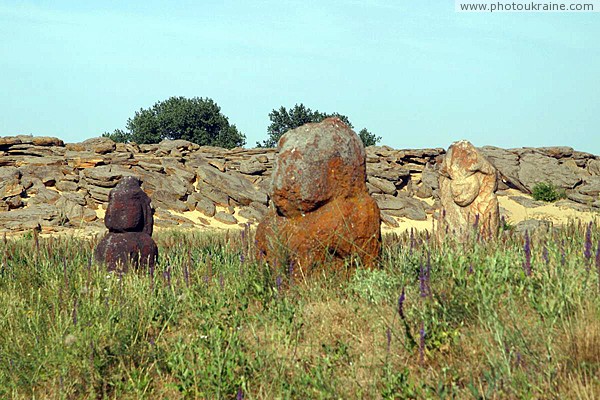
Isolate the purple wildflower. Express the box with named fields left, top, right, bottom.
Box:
left=183, top=262, right=190, bottom=287
left=596, top=240, right=600, bottom=291
left=419, top=253, right=431, bottom=297
left=276, top=275, right=282, bottom=292
left=542, top=245, right=549, bottom=265
left=584, top=222, right=593, bottom=265
left=237, top=387, right=244, bottom=400
left=419, top=322, right=426, bottom=364
left=409, top=228, right=415, bottom=254
left=288, top=260, right=295, bottom=280
left=473, top=213, right=480, bottom=230
left=523, top=230, right=531, bottom=276
left=386, top=327, right=392, bottom=353
left=398, top=287, right=406, bottom=320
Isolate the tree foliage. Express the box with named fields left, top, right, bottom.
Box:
left=104, top=96, right=245, bottom=148
left=257, top=103, right=381, bottom=148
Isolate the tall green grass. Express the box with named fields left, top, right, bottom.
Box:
left=0, top=221, right=599, bottom=399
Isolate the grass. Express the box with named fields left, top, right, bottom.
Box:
left=0, top=221, right=599, bottom=399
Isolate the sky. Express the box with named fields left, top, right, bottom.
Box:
left=1, top=1, right=599, bottom=153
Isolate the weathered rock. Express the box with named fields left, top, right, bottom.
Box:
left=95, top=176, right=157, bottom=272
left=256, top=118, right=381, bottom=273
left=366, top=162, right=410, bottom=182
left=28, top=187, right=61, bottom=205
left=56, top=194, right=97, bottom=224
left=104, top=176, right=153, bottom=235
left=239, top=158, right=267, bottom=175
left=415, top=162, right=440, bottom=199
left=509, top=196, right=544, bottom=208
left=0, top=167, right=24, bottom=199
left=82, top=165, right=132, bottom=188
left=380, top=212, right=400, bottom=227
left=367, top=176, right=396, bottom=195
left=567, top=192, right=595, bottom=205
left=86, top=185, right=112, bottom=203
left=514, top=219, right=553, bottom=237
left=195, top=197, right=217, bottom=217
left=55, top=180, right=79, bottom=192
left=94, top=232, right=158, bottom=272
left=480, top=146, right=526, bottom=192
left=576, top=176, right=600, bottom=197
left=80, top=137, right=116, bottom=154
left=518, top=152, right=582, bottom=192
left=197, top=163, right=267, bottom=206
left=587, top=159, right=600, bottom=176
left=375, top=195, right=428, bottom=221
left=214, top=211, right=238, bottom=225
left=554, top=199, right=592, bottom=212
left=0, top=203, right=61, bottom=230
left=438, top=140, right=499, bottom=241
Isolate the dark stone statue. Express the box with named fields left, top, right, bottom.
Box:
left=94, top=176, right=158, bottom=272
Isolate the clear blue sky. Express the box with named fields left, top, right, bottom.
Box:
left=1, top=1, right=599, bottom=153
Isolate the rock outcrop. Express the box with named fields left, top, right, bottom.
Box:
left=94, top=177, right=158, bottom=272
left=255, top=118, right=381, bottom=275
left=438, top=140, right=500, bottom=241
left=0, top=134, right=599, bottom=234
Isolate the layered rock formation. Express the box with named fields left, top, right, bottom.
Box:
left=438, top=140, right=499, bottom=241
left=0, top=134, right=599, bottom=234
left=255, top=118, right=381, bottom=275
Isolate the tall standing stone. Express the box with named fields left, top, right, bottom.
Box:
left=437, top=140, right=499, bottom=241
left=256, top=118, right=381, bottom=277
left=95, top=176, right=158, bottom=272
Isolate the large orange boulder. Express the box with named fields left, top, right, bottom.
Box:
left=256, top=118, right=381, bottom=277
left=437, top=140, right=499, bottom=241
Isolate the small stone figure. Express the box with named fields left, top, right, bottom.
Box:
left=95, top=176, right=158, bottom=271
left=437, top=140, right=500, bottom=242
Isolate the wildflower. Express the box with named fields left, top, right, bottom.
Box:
left=276, top=275, right=282, bottom=292
left=398, top=287, right=406, bottom=320
left=542, top=245, right=549, bottom=264
left=419, top=322, right=426, bottom=364
left=419, top=253, right=431, bottom=297
left=584, top=221, right=593, bottom=265
left=183, top=263, right=190, bottom=287
left=596, top=240, right=600, bottom=291
left=237, top=387, right=244, bottom=400
left=473, top=213, right=480, bottom=230
left=386, top=327, right=392, bottom=353
left=523, top=230, right=531, bottom=276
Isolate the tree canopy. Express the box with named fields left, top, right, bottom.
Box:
left=104, top=96, right=245, bottom=149
left=258, top=103, right=381, bottom=148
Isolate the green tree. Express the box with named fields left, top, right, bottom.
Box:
left=104, top=96, right=245, bottom=148
left=358, top=128, right=382, bottom=147
left=257, top=103, right=380, bottom=148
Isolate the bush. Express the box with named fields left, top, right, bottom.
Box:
left=104, top=96, right=245, bottom=148
left=257, top=103, right=381, bottom=148
left=531, top=182, right=565, bottom=202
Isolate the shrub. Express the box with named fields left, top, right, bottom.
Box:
left=531, top=182, right=565, bottom=202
